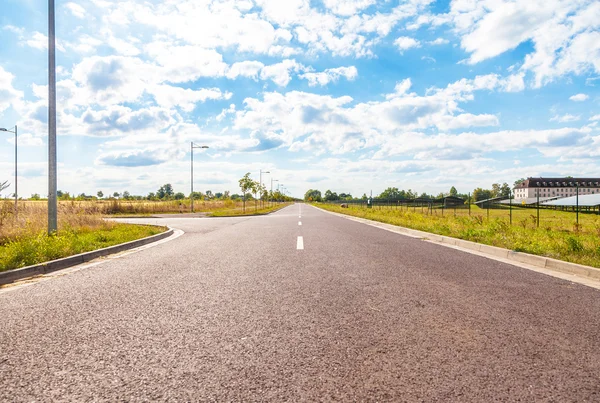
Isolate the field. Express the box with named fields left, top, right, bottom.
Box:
left=318, top=202, right=600, bottom=269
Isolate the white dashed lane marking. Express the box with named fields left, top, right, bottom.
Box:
left=298, top=221, right=302, bottom=226
left=297, top=236, right=304, bottom=250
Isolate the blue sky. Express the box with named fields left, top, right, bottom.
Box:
left=0, top=0, right=599, bottom=199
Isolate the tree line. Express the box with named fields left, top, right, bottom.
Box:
left=305, top=182, right=514, bottom=203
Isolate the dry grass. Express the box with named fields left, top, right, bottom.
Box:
left=0, top=200, right=112, bottom=244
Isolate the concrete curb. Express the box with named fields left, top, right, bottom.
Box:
left=0, top=227, right=173, bottom=286
left=318, top=207, right=600, bottom=284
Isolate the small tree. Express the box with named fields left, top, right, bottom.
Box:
left=122, top=191, right=131, bottom=200
left=239, top=173, right=257, bottom=212
left=174, top=192, right=185, bottom=200
left=449, top=186, right=458, bottom=197
left=113, top=192, right=120, bottom=199
left=97, top=190, right=104, bottom=199
left=30, top=193, right=41, bottom=200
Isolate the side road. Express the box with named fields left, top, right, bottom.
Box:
left=318, top=206, right=600, bottom=289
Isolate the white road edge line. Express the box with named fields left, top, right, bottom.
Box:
left=297, top=236, right=304, bottom=250
left=298, top=221, right=302, bottom=226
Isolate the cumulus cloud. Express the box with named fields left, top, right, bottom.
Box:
left=436, top=0, right=600, bottom=87
left=259, top=59, right=306, bottom=87
left=299, top=66, right=358, bottom=86
left=0, top=67, right=23, bottom=114
left=570, top=93, right=589, bottom=102
left=394, top=36, right=421, bottom=52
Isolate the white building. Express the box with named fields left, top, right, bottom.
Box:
left=513, top=178, right=600, bottom=200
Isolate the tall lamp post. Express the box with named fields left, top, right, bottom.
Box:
left=190, top=142, right=209, bottom=213
left=259, top=169, right=270, bottom=207
left=0, top=126, right=17, bottom=216
left=48, top=0, right=57, bottom=234
left=271, top=178, right=278, bottom=206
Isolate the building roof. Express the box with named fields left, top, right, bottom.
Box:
left=498, top=196, right=560, bottom=205
left=514, top=177, right=600, bottom=189
left=542, top=194, right=600, bottom=207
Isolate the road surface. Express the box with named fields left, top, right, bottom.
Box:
left=1, top=204, right=599, bottom=401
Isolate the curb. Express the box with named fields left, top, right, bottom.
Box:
left=0, top=228, right=174, bottom=286
left=318, top=207, right=600, bottom=284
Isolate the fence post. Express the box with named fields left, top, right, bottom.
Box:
left=537, top=191, right=540, bottom=228
left=509, top=189, right=512, bottom=225
left=468, top=193, right=471, bottom=216
left=576, top=184, right=579, bottom=227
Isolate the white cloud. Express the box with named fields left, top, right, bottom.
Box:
left=235, top=75, right=511, bottom=154
left=429, top=38, right=449, bottom=45
left=569, top=93, right=589, bottom=102
left=26, top=32, right=66, bottom=52
left=226, top=61, right=265, bottom=80
left=394, top=36, right=421, bottom=52
left=550, top=113, right=581, bottom=123
left=259, top=59, right=306, bottom=87
left=323, top=0, right=376, bottom=16
left=299, top=66, right=358, bottom=86
left=438, top=0, right=600, bottom=87
left=0, top=67, right=23, bottom=114
left=589, top=114, right=600, bottom=121
left=65, top=2, right=86, bottom=19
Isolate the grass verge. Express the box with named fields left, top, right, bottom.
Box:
left=0, top=223, right=165, bottom=273
left=317, top=203, right=600, bottom=269
left=210, top=203, right=291, bottom=217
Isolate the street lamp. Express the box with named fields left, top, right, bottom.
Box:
left=0, top=126, right=17, bottom=216
left=190, top=142, right=209, bottom=213
left=48, top=0, right=57, bottom=234
left=271, top=178, right=278, bottom=206
left=259, top=169, right=270, bottom=207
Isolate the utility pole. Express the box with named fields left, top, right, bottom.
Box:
left=48, top=0, right=57, bottom=234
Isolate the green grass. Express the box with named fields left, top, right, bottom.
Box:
left=210, top=202, right=291, bottom=217
left=0, top=223, right=165, bottom=273
left=317, top=203, right=600, bottom=269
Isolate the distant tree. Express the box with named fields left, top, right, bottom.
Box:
left=146, top=192, right=157, bottom=200
left=361, top=193, right=368, bottom=200
left=378, top=187, right=401, bottom=199
left=190, top=191, right=203, bottom=200
left=230, top=193, right=240, bottom=200
left=339, top=193, right=352, bottom=200
left=304, top=189, right=322, bottom=202
left=30, top=193, right=41, bottom=200
left=215, top=192, right=223, bottom=199
left=174, top=192, right=185, bottom=200
left=449, top=186, right=458, bottom=197
left=324, top=189, right=338, bottom=201
left=97, top=191, right=104, bottom=199
left=513, top=178, right=525, bottom=188
left=223, top=190, right=230, bottom=199
left=122, top=191, right=131, bottom=200
left=472, top=188, right=493, bottom=202
left=205, top=190, right=213, bottom=200
left=57, top=190, right=64, bottom=198
left=491, top=183, right=511, bottom=198
left=157, top=184, right=174, bottom=199
left=113, top=192, right=120, bottom=199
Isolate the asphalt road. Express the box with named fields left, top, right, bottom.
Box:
left=1, top=204, right=600, bottom=401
